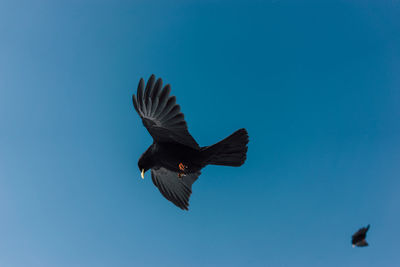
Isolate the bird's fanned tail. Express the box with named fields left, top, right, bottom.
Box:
left=202, top=128, right=249, bottom=166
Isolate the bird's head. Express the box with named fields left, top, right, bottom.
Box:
left=138, top=148, right=154, bottom=179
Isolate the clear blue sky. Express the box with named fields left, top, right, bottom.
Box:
left=1, top=0, right=399, bottom=266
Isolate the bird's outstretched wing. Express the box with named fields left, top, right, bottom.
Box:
left=132, top=75, right=200, bottom=149
left=353, top=225, right=370, bottom=238
left=151, top=167, right=201, bottom=210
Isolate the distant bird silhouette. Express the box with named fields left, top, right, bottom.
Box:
left=132, top=75, right=249, bottom=210
left=352, top=225, right=370, bottom=247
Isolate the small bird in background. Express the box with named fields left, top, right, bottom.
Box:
left=132, top=75, right=249, bottom=210
left=352, top=224, right=370, bottom=247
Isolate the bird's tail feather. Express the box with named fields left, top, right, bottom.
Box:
left=202, top=128, right=249, bottom=167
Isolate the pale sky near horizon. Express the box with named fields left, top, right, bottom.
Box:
left=1, top=0, right=399, bottom=266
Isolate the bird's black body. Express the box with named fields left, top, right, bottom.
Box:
left=140, top=142, right=206, bottom=174
left=352, top=225, right=370, bottom=247
left=132, top=75, right=249, bottom=210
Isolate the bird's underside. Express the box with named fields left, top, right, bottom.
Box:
left=152, top=142, right=206, bottom=173
left=132, top=74, right=249, bottom=210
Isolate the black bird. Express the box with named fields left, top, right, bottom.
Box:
left=352, top=224, right=370, bottom=247
left=132, top=75, right=249, bottom=210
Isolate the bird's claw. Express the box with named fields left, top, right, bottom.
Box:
left=178, top=163, right=187, bottom=171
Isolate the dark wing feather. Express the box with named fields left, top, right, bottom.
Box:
left=151, top=167, right=201, bottom=210
left=132, top=75, right=200, bottom=149
left=357, top=240, right=369, bottom=247
left=353, top=225, right=370, bottom=237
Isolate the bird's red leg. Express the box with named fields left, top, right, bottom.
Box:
left=179, top=163, right=187, bottom=171
left=178, top=163, right=188, bottom=179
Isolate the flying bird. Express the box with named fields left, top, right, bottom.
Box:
left=352, top=224, right=370, bottom=247
left=132, top=75, right=249, bottom=210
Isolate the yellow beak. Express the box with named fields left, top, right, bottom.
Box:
left=141, top=169, right=145, bottom=179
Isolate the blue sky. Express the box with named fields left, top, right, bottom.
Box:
left=1, top=0, right=399, bottom=266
